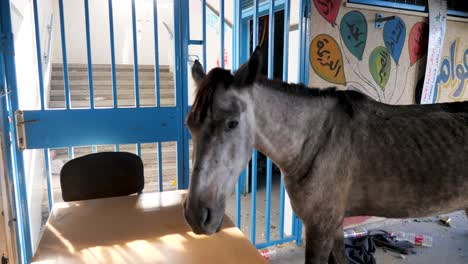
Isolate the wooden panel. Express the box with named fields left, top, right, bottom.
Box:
left=32, top=191, right=266, bottom=264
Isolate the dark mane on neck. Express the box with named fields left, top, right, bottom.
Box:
left=187, top=68, right=234, bottom=125
left=257, top=77, right=338, bottom=97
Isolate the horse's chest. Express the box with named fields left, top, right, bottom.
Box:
left=283, top=174, right=327, bottom=218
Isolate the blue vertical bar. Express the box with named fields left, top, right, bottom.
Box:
left=68, top=146, right=74, bottom=159
left=302, top=0, right=310, bottom=86
left=298, top=0, right=304, bottom=85
left=137, top=143, right=142, bottom=157
left=295, top=0, right=307, bottom=246
left=249, top=0, right=259, bottom=246
left=219, top=0, right=225, bottom=68
left=282, top=0, right=290, bottom=82
left=280, top=0, right=290, bottom=242
left=153, top=0, right=161, bottom=107
left=291, top=211, right=296, bottom=239
left=279, top=173, right=285, bottom=239
left=32, top=0, right=45, bottom=110
left=265, top=158, right=272, bottom=242
left=115, top=144, right=119, bottom=152
left=92, top=145, right=97, bottom=153
left=267, top=0, right=275, bottom=78
left=250, top=149, right=258, bottom=244
left=202, top=0, right=207, bottom=68
left=253, top=0, right=259, bottom=47
left=131, top=0, right=140, bottom=108
left=296, top=217, right=303, bottom=246
left=233, top=0, right=243, bottom=229
left=108, top=0, right=118, bottom=108
left=158, top=142, right=163, bottom=192
left=84, top=0, right=94, bottom=109
left=0, top=1, right=33, bottom=260
left=264, top=0, right=275, bottom=244
left=174, top=0, right=190, bottom=189
left=44, top=149, right=53, bottom=210
left=58, top=0, right=71, bottom=109
left=298, top=0, right=309, bottom=84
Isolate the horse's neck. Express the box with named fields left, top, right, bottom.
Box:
left=251, top=82, right=335, bottom=174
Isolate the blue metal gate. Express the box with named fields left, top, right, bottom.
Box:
left=1, top=0, right=310, bottom=263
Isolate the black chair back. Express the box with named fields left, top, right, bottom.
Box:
left=60, top=152, right=144, bottom=202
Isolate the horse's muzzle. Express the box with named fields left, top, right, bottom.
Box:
left=183, top=197, right=224, bottom=235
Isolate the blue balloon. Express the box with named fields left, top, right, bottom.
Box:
left=383, top=17, right=406, bottom=64
left=340, top=11, right=367, bottom=61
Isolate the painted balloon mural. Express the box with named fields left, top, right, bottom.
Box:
left=369, top=46, right=392, bottom=90
left=340, top=11, right=367, bottom=61
left=383, top=16, right=406, bottom=64
left=310, top=34, right=346, bottom=85
left=313, top=0, right=342, bottom=26
left=308, top=1, right=440, bottom=104
left=408, top=22, right=429, bottom=66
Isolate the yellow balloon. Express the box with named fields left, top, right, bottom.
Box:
left=310, top=34, right=346, bottom=85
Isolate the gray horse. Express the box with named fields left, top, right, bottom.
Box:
left=183, top=46, right=468, bottom=264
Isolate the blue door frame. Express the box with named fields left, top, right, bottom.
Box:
left=1, top=1, right=34, bottom=262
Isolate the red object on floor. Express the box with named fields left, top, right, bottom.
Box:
left=343, top=216, right=372, bottom=228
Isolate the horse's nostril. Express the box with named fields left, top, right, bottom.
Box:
left=202, top=207, right=212, bottom=228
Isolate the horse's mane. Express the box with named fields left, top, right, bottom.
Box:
left=187, top=68, right=234, bottom=125
left=187, top=69, right=345, bottom=125
left=257, top=77, right=338, bottom=97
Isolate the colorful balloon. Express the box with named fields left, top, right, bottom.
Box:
left=340, top=11, right=367, bottom=60
left=383, top=17, right=406, bottom=64
left=408, top=22, right=429, bottom=66
left=369, top=46, right=391, bottom=90
left=310, top=34, right=346, bottom=85
left=313, top=0, right=342, bottom=26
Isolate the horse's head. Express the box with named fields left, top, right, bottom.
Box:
left=183, top=47, right=262, bottom=235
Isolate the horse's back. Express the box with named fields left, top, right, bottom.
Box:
left=345, top=98, right=468, bottom=218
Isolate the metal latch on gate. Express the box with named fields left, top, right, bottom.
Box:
left=14, top=110, right=38, bottom=150
left=14, top=111, right=39, bottom=150
left=15, top=110, right=27, bottom=150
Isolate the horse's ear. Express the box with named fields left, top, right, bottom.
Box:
left=233, top=46, right=262, bottom=87
left=191, top=60, right=206, bottom=86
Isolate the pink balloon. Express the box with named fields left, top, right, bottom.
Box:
left=408, top=22, right=429, bottom=66
left=313, top=0, right=342, bottom=26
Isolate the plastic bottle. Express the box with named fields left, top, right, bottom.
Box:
left=390, top=231, right=433, bottom=247
left=259, top=249, right=276, bottom=260
left=343, top=227, right=368, bottom=239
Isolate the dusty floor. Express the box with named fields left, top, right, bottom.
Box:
left=225, top=172, right=286, bottom=243
left=267, top=211, right=468, bottom=264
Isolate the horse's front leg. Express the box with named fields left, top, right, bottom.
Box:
left=304, top=223, right=336, bottom=264
left=328, top=225, right=346, bottom=264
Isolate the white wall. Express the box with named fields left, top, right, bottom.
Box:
left=51, top=0, right=175, bottom=66
left=10, top=0, right=52, bottom=252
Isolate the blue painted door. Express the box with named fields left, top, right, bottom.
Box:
left=1, top=0, right=192, bottom=262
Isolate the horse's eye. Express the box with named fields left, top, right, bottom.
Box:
left=226, top=120, right=238, bottom=130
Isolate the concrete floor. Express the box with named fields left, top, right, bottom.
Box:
left=267, top=211, right=468, bottom=264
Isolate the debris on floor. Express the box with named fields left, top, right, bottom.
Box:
left=438, top=216, right=452, bottom=227
left=259, top=249, right=276, bottom=261
left=267, top=210, right=468, bottom=264
left=345, top=229, right=418, bottom=264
